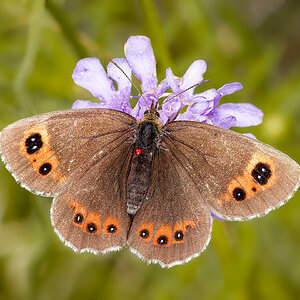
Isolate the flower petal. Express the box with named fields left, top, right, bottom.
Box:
left=218, top=82, right=243, bottom=96
left=72, top=99, right=132, bottom=114
left=131, top=94, right=156, bottom=120
left=194, top=89, right=218, bottom=102
left=72, top=58, right=115, bottom=102
left=157, top=109, right=169, bottom=124
left=72, top=100, right=103, bottom=109
left=243, top=133, right=257, bottom=139
left=166, top=60, right=207, bottom=103
left=157, top=79, right=170, bottom=97
left=189, top=100, right=212, bottom=116
left=212, top=115, right=237, bottom=129
left=180, top=60, right=207, bottom=93
left=175, top=110, right=196, bottom=121
left=124, top=36, right=158, bottom=93
left=176, top=109, right=209, bottom=122
left=209, top=103, right=263, bottom=129
left=210, top=211, right=224, bottom=221
left=107, top=58, right=131, bottom=98
left=214, top=82, right=243, bottom=106
left=166, top=68, right=181, bottom=94
left=161, top=98, right=183, bottom=123
left=190, top=89, right=218, bottom=115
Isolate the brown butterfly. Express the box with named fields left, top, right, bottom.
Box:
left=0, top=105, right=299, bottom=267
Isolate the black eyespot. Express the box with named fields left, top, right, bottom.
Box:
left=139, top=229, right=149, bottom=239
left=252, top=187, right=257, bottom=192
left=86, top=223, right=97, bottom=233
left=74, top=213, right=83, bottom=224
left=107, top=224, right=117, bottom=234
left=174, top=230, right=184, bottom=241
left=25, top=133, right=43, bottom=154
left=39, top=163, right=52, bottom=175
left=157, top=235, right=168, bottom=246
left=252, top=163, right=272, bottom=185
left=232, top=187, right=246, bottom=201
left=186, top=225, right=192, bottom=230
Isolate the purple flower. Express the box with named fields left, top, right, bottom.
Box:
left=72, top=35, right=264, bottom=221
left=72, top=35, right=262, bottom=130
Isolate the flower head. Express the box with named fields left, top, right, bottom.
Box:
left=72, top=35, right=263, bottom=131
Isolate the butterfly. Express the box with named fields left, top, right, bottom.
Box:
left=0, top=104, right=299, bottom=268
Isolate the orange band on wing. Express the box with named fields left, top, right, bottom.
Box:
left=19, top=125, right=65, bottom=182
left=172, top=221, right=185, bottom=244
left=137, top=222, right=153, bottom=242
left=69, top=199, right=80, bottom=211
left=153, top=224, right=172, bottom=247
left=84, top=211, right=101, bottom=234
left=72, top=205, right=87, bottom=228
left=103, top=216, right=120, bottom=235
left=217, top=153, right=276, bottom=204
left=184, top=219, right=196, bottom=230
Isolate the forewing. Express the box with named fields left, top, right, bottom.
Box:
left=0, top=108, right=135, bottom=196
left=164, top=121, right=300, bottom=221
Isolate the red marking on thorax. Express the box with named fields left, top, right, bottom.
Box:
left=136, top=149, right=142, bottom=156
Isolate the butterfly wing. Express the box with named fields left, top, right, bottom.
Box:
left=127, top=148, right=212, bottom=268
left=164, top=121, right=300, bottom=221
left=51, top=135, right=133, bottom=253
left=0, top=108, right=136, bottom=252
left=0, top=108, right=135, bottom=195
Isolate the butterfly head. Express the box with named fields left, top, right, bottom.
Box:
left=138, top=101, right=162, bottom=132
left=143, top=101, right=160, bottom=121
left=143, top=108, right=160, bottom=121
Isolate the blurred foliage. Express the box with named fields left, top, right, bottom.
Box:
left=0, top=0, right=300, bottom=299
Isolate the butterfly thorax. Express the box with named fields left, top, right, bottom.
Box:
left=126, top=112, right=162, bottom=215
left=136, top=121, right=158, bottom=151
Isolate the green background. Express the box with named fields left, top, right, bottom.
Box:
left=0, top=0, right=300, bottom=299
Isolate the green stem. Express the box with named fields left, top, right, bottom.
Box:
left=14, top=0, right=45, bottom=114
left=45, top=0, right=88, bottom=58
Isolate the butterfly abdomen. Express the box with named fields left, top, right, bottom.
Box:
left=126, top=153, right=153, bottom=215
left=126, top=120, right=160, bottom=215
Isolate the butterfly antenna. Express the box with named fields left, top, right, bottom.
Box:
left=162, top=79, right=211, bottom=105
left=109, top=59, right=150, bottom=110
